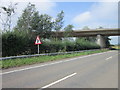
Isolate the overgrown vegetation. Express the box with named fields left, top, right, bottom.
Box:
left=1, top=49, right=109, bottom=69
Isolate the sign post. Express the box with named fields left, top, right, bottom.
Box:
left=35, top=36, right=42, bottom=54
left=38, top=44, right=39, bottom=54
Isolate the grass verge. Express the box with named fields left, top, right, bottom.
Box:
left=1, top=49, right=109, bottom=69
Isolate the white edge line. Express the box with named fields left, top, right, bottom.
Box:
left=1, top=51, right=113, bottom=75
left=41, top=72, right=77, bottom=88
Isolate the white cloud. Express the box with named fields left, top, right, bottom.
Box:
left=73, top=11, right=91, bottom=23
left=72, top=2, right=118, bottom=29
left=32, top=2, right=56, bottom=14
left=90, top=2, right=118, bottom=20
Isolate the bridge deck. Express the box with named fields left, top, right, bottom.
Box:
left=51, top=28, right=120, bottom=37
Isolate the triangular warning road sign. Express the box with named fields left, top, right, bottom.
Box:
left=35, top=36, right=42, bottom=45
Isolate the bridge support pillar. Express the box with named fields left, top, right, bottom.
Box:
left=96, top=35, right=106, bottom=48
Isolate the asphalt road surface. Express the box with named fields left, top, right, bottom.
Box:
left=1, top=50, right=119, bottom=89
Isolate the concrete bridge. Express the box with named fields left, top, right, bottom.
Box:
left=52, top=28, right=120, bottom=48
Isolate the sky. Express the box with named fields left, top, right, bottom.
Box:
left=0, top=0, right=119, bottom=44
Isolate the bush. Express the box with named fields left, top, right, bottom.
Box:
left=2, top=31, right=24, bottom=56
left=2, top=31, right=36, bottom=56
left=39, top=40, right=65, bottom=53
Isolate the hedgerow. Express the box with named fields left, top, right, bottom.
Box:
left=2, top=31, right=100, bottom=57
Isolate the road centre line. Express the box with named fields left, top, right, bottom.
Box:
left=105, top=52, right=119, bottom=61
left=41, top=73, right=77, bottom=88
left=106, top=56, right=112, bottom=60
left=1, top=51, right=115, bottom=75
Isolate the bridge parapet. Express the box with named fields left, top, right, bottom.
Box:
left=51, top=28, right=120, bottom=37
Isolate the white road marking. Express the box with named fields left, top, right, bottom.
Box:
left=106, top=56, right=112, bottom=60
left=1, top=51, right=114, bottom=75
left=41, top=73, right=77, bottom=88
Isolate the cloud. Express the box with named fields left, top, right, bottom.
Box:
left=32, top=2, right=56, bottom=14
left=72, top=2, right=118, bottom=29
left=73, top=11, right=91, bottom=23
left=91, top=2, right=117, bottom=20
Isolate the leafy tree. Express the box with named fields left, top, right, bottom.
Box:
left=54, top=10, right=64, bottom=31
left=30, top=11, right=40, bottom=31
left=82, top=26, right=90, bottom=30
left=64, top=24, right=74, bottom=37
left=105, top=36, right=111, bottom=47
left=53, top=10, right=64, bottom=40
left=30, top=13, right=53, bottom=38
left=37, top=14, right=53, bottom=38
left=64, top=24, right=74, bottom=31
left=15, top=3, right=53, bottom=38
left=97, top=26, right=104, bottom=29
left=15, top=3, right=36, bottom=33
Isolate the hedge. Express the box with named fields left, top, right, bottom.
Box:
left=2, top=31, right=100, bottom=57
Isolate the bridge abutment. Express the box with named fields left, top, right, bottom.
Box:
left=96, top=35, right=106, bottom=48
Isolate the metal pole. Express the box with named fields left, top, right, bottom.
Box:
left=38, top=44, right=39, bottom=54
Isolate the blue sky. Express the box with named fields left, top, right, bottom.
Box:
left=0, top=0, right=119, bottom=44
left=52, top=2, right=118, bottom=29
left=53, top=2, right=94, bottom=28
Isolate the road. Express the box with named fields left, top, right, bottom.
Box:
left=1, top=50, right=119, bottom=89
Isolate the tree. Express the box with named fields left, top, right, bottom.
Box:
left=64, top=24, right=74, bottom=37
left=97, top=26, right=104, bottom=29
left=35, top=14, right=53, bottom=38
left=30, top=11, right=40, bottom=31
left=64, top=24, right=74, bottom=31
left=0, top=2, right=17, bottom=31
left=15, top=3, right=53, bottom=38
left=63, top=24, right=74, bottom=42
left=82, top=26, right=90, bottom=30
left=53, top=10, right=64, bottom=40
left=105, top=36, right=111, bottom=47
left=54, top=10, right=64, bottom=31
left=30, top=13, right=53, bottom=38
left=15, top=3, right=36, bottom=33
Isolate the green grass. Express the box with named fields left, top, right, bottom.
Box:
left=1, top=49, right=109, bottom=69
